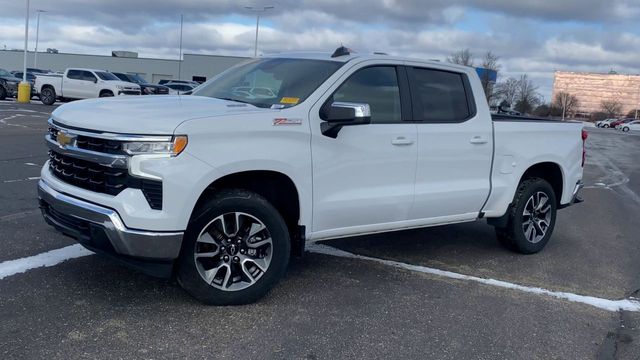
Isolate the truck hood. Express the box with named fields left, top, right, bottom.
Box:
left=51, top=95, right=271, bottom=134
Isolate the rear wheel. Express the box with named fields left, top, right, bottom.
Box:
left=40, top=87, right=56, bottom=105
left=623, top=127, right=630, bottom=132
left=0, top=85, right=7, bottom=100
left=177, top=189, right=290, bottom=305
left=603, top=124, right=610, bottom=128
left=495, top=178, right=557, bottom=254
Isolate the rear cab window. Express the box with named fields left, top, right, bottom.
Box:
left=407, top=67, right=476, bottom=123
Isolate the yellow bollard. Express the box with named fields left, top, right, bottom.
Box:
left=17, top=82, right=31, bottom=103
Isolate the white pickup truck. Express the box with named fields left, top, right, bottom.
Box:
left=38, top=48, right=586, bottom=305
left=35, top=68, right=141, bottom=105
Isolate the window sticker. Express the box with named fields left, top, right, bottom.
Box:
left=280, top=97, right=300, bottom=104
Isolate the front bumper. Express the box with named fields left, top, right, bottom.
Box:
left=38, top=179, right=183, bottom=277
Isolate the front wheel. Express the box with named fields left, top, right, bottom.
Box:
left=0, top=85, right=7, bottom=100
left=495, top=178, right=557, bottom=254
left=177, top=189, right=290, bottom=305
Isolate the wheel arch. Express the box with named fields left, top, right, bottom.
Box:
left=189, top=170, right=303, bottom=250
left=518, top=162, right=564, bottom=206
left=99, top=89, right=114, bottom=96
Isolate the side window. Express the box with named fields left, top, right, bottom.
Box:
left=410, top=68, right=472, bottom=122
left=331, top=66, right=402, bottom=124
left=82, top=71, right=97, bottom=82
left=66, top=70, right=82, bottom=80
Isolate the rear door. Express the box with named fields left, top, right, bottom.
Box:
left=62, top=70, right=85, bottom=98
left=310, top=62, right=417, bottom=237
left=406, top=64, right=493, bottom=222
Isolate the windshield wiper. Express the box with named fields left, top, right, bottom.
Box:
left=214, top=97, right=253, bottom=105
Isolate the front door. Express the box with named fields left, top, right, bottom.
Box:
left=310, top=64, right=417, bottom=238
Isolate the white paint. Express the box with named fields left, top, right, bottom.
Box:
left=307, top=244, right=640, bottom=313
left=24, top=162, right=39, bottom=166
left=0, top=244, right=93, bottom=280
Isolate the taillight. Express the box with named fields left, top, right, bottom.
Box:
left=581, top=129, right=588, bottom=167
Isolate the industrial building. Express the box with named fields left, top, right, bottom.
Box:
left=0, top=49, right=248, bottom=84
left=552, top=71, right=640, bottom=117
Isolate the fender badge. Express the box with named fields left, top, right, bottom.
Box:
left=273, top=118, right=302, bottom=126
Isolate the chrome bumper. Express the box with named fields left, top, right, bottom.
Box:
left=38, top=179, right=183, bottom=260
left=559, top=180, right=584, bottom=209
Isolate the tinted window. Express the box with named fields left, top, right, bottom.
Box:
left=67, top=70, right=83, bottom=80
left=113, top=73, right=128, bottom=81
left=81, top=71, right=97, bottom=82
left=331, top=66, right=401, bottom=123
left=410, top=68, right=471, bottom=122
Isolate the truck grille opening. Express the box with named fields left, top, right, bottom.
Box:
left=48, top=150, right=163, bottom=210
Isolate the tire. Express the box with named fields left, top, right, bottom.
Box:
left=40, top=87, right=56, bottom=105
left=495, top=178, right=557, bottom=254
left=177, top=189, right=290, bottom=305
left=0, top=85, right=6, bottom=100
left=603, top=124, right=610, bottom=128
left=623, top=127, right=630, bottom=132
left=99, top=90, right=114, bottom=97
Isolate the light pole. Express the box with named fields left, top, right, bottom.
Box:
left=17, top=0, right=31, bottom=103
left=244, top=6, right=274, bottom=57
left=34, top=9, right=47, bottom=69
left=178, top=14, right=183, bottom=79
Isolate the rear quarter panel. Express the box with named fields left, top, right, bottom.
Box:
left=483, top=121, right=584, bottom=217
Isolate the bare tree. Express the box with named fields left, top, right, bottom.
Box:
left=514, top=74, right=541, bottom=114
left=554, top=92, right=580, bottom=120
left=447, top=48, right=474, bottom=67
left=495, top=77, right=520, bottom=108
left=601, top=99, right=623, bottom=117
left=480, top=51, right=501, bottom=103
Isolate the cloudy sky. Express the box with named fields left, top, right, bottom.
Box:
left=1, top=0, right=639, bottom=99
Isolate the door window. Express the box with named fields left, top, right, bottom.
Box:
left=331, top=66, right=402, bottom=124
left=82, top=71, right=97, bottom=82
left=66, top=70, right=83, bottom=80
left=409, top=68, right=473, bottom=122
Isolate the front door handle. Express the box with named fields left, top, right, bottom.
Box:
left=391, top=137, right=414, bottom=146
left=470, top=136, right=488, bottom=145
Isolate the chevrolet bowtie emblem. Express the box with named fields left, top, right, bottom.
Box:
left=57, top=131, right=76, bottom=147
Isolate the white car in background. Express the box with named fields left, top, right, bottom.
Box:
left=621, top=120, right=640, bottom=132
left=596, top=118, right=617, bottom=128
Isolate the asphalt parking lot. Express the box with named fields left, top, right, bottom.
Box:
left=1, top=100, right=639, bottom=359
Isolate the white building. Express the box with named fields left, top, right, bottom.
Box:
left=0, top=50, right=249, bottom=84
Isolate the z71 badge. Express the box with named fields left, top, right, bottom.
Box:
left=273, top=118, right=302, bottom=126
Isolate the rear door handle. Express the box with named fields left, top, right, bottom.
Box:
left=470, top=136, right=488, bottom=145
left=391, top=137, right=414, bottom=146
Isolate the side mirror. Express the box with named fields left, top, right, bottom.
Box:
left=321, top=102, right=371, bottom=138
left=93, top=78, right=98, bottom=83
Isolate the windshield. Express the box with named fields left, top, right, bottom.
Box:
left=192, top=58, right=343, bottom=108
left=96, top=71, right=120, bottom=81
left=129, top=74, right=147, bottom=84
left=0, top=68, right=12, bottom=77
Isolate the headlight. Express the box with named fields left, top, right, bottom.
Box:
left=122, top=135, right=188, bottom=156
left=116, top=85, right=125, bottom=90
left=143, top=87, right=154, bottom=94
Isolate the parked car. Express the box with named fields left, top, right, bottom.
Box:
left=0, top=68, right=22, bottom=100
left=158, top=79, right=200, bottom=86
left=595, top=118, right=617, bottom=128
left=11, top=71, right=39, bottom=97
left=621, top=120, right=640, bottom=132
left=164, top=82, right=196, bottom=95
left=35, top=68, right=141, bottom=105
left=610, top=118, right=634, bottom=129
left=111, top=72, right=170, bottom=95
left=38, top=49, right=586, bottom=305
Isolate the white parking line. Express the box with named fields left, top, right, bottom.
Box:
left=2, top=176, right=40, bottom=184
left=308, top=244, right=640, bottom=313
left=0, top=244, right=93, bottom=280
left=1, top=243, right=639, bottom=313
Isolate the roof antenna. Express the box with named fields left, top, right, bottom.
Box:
left=332, top=44, right=351, bottom=58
